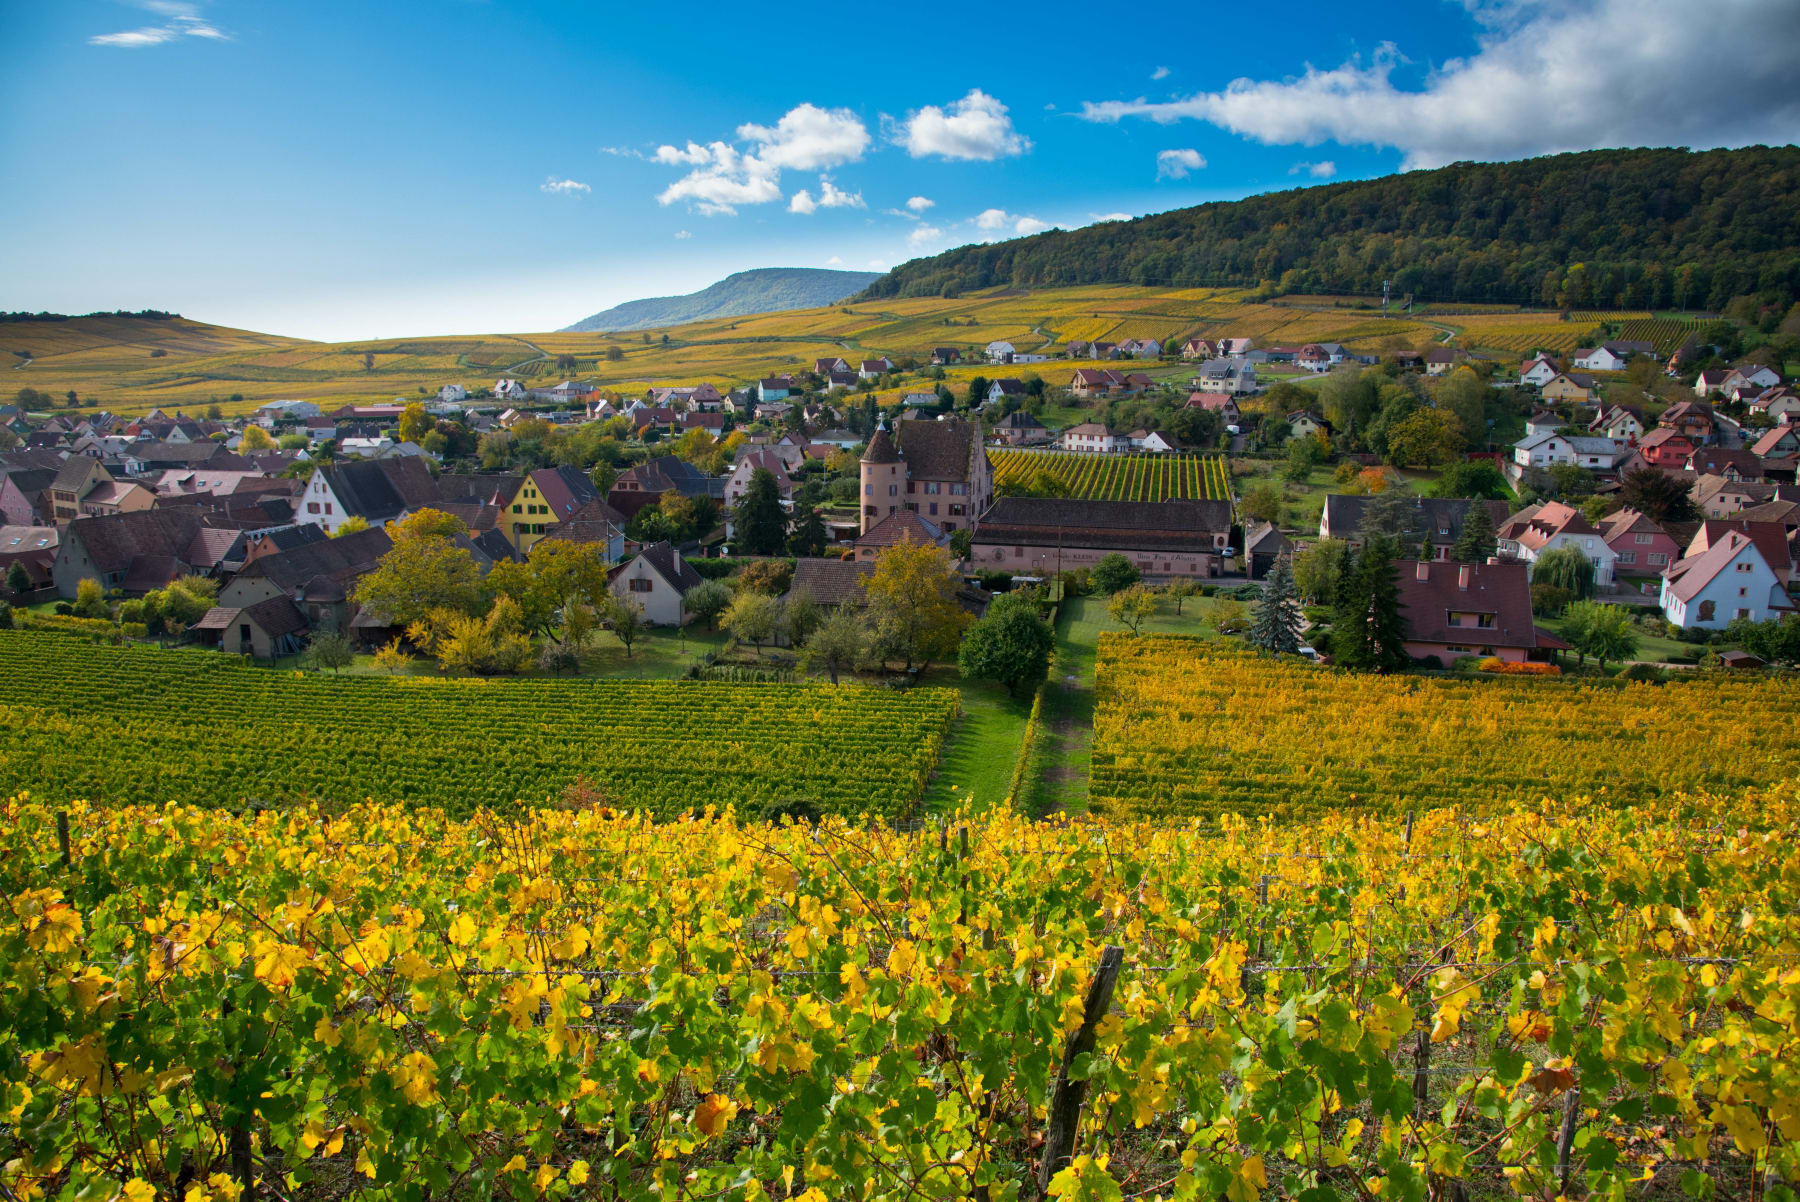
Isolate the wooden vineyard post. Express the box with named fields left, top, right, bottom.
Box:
left=1556, top=1087, right=1580, bottom=1195
left=220, top=995, right=255, bottom=1199
left=57, top=810, right=71, bottom=868
left=1036, top=945, right=1124, bottom=1195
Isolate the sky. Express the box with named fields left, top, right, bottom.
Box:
left=2, top=0, right=1797, bottom=342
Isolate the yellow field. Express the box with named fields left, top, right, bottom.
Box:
left=4, top=286, right=1451, bottom=417
left=1447, top=313, right=1605, bottom=354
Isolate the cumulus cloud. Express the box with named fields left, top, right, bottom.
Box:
left=908, top=226, right=945, bottom=248
left=827, top=255, right=843, bottom=264
left=898, top=89, right=1030, bottom=160
left=1014, top=217, right=1051, bottom=235
left=1151, top=66, right=1171, bottom=80
left=674, top=230, right=691, bottom=239
left=907, top=195, right=934, bottom=212
left=1291, top=160, right=1338, bottom=178
left=1155, top=148, right=1206, bottom=179
left=974, top=208, right=1049, bottom=236
left=789, top=176, right=864, bottom=214
left=654, top=103, right=869, bottom=215
left=540, top=177, right=591, bottom=194
left=1088, top=212, right=1135, bottom=223
left=1078, top=0, right=1800, bottom=169
left=91, top=1, right=229, bottom=46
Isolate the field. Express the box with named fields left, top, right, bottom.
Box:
left=990, top=450, right=1232, bottom=501
left=0, top=633, right=957, bottom=817
left=1089, top=634, right=1800, bottom=819
left=3, top=287, right=1448, bottom=417
left=1616, top=315, right=1708, bottom=353
left=7, top=785, right=1794, bottom=1198
left=1443, top=312, right=1603, bottom=354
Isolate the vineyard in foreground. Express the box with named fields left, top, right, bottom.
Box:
left=1090, top=634, right=1800, bottom=819
left=990, top=450, right=1233, bottom=502
left=0, top=633, right=958, bottom=816
left=5, top=789, right=1797, bottom=1199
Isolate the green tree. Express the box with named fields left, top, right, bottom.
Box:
left=239, top=425, right=275, bottom=452
left=1283, top=435, right=1324, bottom=482
left=787, top=504, right=828, bottom=557
left=722, top=589, right=780, bottom=651
left=803, top=607, right=872, bottom=684
left=1385, top=408, right=1463, bottom=468
left=351, top=509, right=483, bottom=627
left=1164, top=578, right=1198, bottom=615
left=5, top=561, right=30, bottom=597
left=1533, top=544, right=1596, bottom=599
left=1618, top=466, right=1701, bottom=523
left=1563, top=600, right=1639, bottom=671
left=398, top=402, right=432, bottom=444
left=1239, top=479, right=1285, bottom=525
left=1091, top=553, right=1141, bottom=595
left=864, top=537, right=969, bottom=670
left=305, top=631, right=354, bottom=673
left=1292, top=538, right=1349, bottom=605
left=1107, top=584, right=1158, bottom=634
left=73, top=577, right=109, bottom=620
left=1451, top=503, right=1498, bottom=563
left=958, top=592, right=1055, bottom=696
left=734, top=468, right=788, bottom=556
left=1248, top=556, right=1304, bottom=655
left=1428, top=460, right=1510, bottom=500
left=330, top=515, right=370, bottom=539
left=1332, top=536, right=1409, bottom=672
left=685, top=579, right=732, bottom=631
left=603, top=593, right=646, bottom=658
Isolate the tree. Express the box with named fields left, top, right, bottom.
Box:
left=959, top=592, right=1055, bottom=696
left=1534, top=544, right=1596, bottom=599
left=1239, top=479, right=1285, bottom=525
left=399, top=402, right=432, bottom=444
left=788, top=504, right=828, bottom=557
left=1451, top=503, right=1497, bottom=563
left=362, top=351, right=375, bottom=371
left=305, top=631, right=354, bottom=674
left=1284, top=435, right=1324, bottom=482
left=73, top=577, right=109, bottom=620
left=373, top=639, right=411, bottom=674
left=1293, top=538, right=1349, bottom=605
left=804, top=607, right=872, bottom=684
left=1248, top=557, right=1304, bottom=655
left=1618, top=465, right=1702, bottom=523
left=601, top=593, right=646, bottom=658
left=735, top=559, right=793, bottom=595
left=1429, top=460, right=1510, bottom=500
left=239, top=425, right=275, bottom=452
left=330, top=515, right=370, bottom=539
left=1165, top=578, right=1198, bottom=615
left=1563, top=600, right=1638, bottom=671
left=1385, top=408, right=1463, bottom=468
left=1107, top=584, right=1158, bottom=634
left=1091, top=553, right=1141, bottom=595
left=1331, top=536, right=1409, bottom=672
left=685, top=579, right=732, bottom=630
left=965, top=376, right=989, bottom=408
left=351, top=509, right=483, bottom=627
left=722, top=589, right=780, bottom=651
left=5, top=561, right=30, bottom=598
left=863, top=537, right=969, bottom=670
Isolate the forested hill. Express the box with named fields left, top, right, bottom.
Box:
left=860, top=146, right=1800, bottom=311
left=564, top=267, right=882, bottom=333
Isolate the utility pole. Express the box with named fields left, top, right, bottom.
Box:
left=1382, top=279, right=1391, bottom=317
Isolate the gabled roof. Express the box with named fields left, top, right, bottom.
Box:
left=317, top=457, right=439, bottom=523
left=1397, top=560, right=1556, bottom=651
left=1500, top=500, right=1601, bottom=552
left=856, top=510, right=947, bottom=550
left=974, top=497, right=1232, bottom=553
left=236, top=526, right=393, bottom=591
left=1688, top=519, right=1792, bottom=574
left=630, top=540, right=703, bottom=592
left=1751, top=426, right=1799, bottom=456
left=1324, top=495, right=1509, bottom=545
left=194, top=594, right=309, bottom=637
left=62, top=509, right=206, bottom=575
left=545, top=497, right=627, bottom=546
left=1596, top=508, right=1667, bottom=542
left=527, top=465, right=601, bottom=520
left=1664, top=530, right=1783, bottom=603
left=787, top=557, right=876, bottom=607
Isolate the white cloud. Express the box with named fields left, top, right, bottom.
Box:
left=1089, top=212, right=1134, bottom=223
left=899, top=89, right=1030, bottom=160
left=788, top=175, right=864, bottom=215
left=1155, top=148, right=1206, bottom=179
left=674, top=230, right=691, bottom=239
left=974, top=208, right=1050, bottom=237
left=908, top=226, right=945, bottom=248
left=91, top=3, right=228, bottom=46
left=974, top=208, right=1009, bottom=231
left=827, top=255, right=844, bottom=265
left=906, top=195, right=934, bottom=213
left=539, top=177, right=590, bottom=195
left=1291, top=160, right=1338, bottom=178
left=654, top=103, right=869, bottom=216
left=1078, top=0, right=1800, bottom=170
left=1014, top=217, right=1051, bottom=235
left=1151, top=66, right=1171, bottom=80
left=867, top=259, right=888, bottom=269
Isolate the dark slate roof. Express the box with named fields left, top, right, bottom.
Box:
left=1, top=449, right=68, bottom=473
left=1244, top=521, right=1291, bottom=556
left=1396, top=560, right=1556, bottom=652
left=787, top=558, right=876, bottom=606
left=996, top=410, right=1046, bottom=430
left=856, top=510, right=947, bottom=549
left=1321, top=495, right=1509, bottom=545
left=893, top=418, right=975, bottom=479
left=860, top=428, right=900, bottom=464
left=238, top=526, right=393, bottom=591
left=530, top=465, right=601, bottom=520
left=470, top=528, right=517, bottom=563
left=613, top=454, right=723, bottom=498
left=437, top=472, right=523, bottom=507
left=548, top=497, right=629, bottom=546
left=633, top=540, right=703, bottom=591
left=121, top=554, right=183, bottom=593
left=131, top=442, right=248, bottom=467
left=973, top=497, right=1231, bottom=554
left=319, top=458, right=439, bottom=523
left=52, top=456, right=104, bottom=492
left=195, top=595, right=309, bottom=637
left=63, top=509, right=206, bottom=575
left=1, top=467, right=56, bottom=501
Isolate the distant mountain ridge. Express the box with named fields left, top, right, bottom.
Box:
left=860, top=146, right=1800, bottom=310
left=563, top=267, right=882, bottom=333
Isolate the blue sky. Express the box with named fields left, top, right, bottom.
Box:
left=2, top=0, right=1795, bottom=341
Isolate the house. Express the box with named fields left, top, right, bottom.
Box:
left=1244, top=522, right=1291, bottom=581
left=1751, top=426, right=1800, bottom=459
left=725, top=448, right=796, bottom=508
left=1520, top=356, right=1560, bottom=387
left=219, top=525, right=395, bottom=631
left=1181, top=338, right=1218, bottom=359
left=1686, top=448, right=1764, bottom=480
left=930, top=347, right=962, bottom=366
left=1191, top=357, right=1257, bottom=395
left=1692, top=474, right=1778, bottom=518
left=1117, top=338, right=1162, bottom=358
left=1496, top=501, right=1618, bottom=587
left=1425, top=347, right=1461, bottom=376
left=810, top=428, right=861, bottom=450
left=986, top=378, right=1027, bottom=405
left=78, top=479, right=157, bottom=519
left=1058, top=422, right=1131, bottom=455
left=1573, top=346, right=1629, bottom=372
left=51, top=508, right=209, bottom=598
left=814, top=357, right=850, bottom=376
left=1296, top=344, right=1333, bottom=373
left=1130, top=430, right=1184, bottom=454
left=1725, top=365, right=1782, bottom=393
left=297, top=457, right=440, bottom=535
left=854, top=509, right=950, bottom=562
left=1319, top=496, right=1510, bottom=561
left=1398, top=560, right=1566, bottom=665
left=1524, top=410, right=1565, bottom=438
left=1540, top=373, right=1598, bottom=403
left=1686, top=520, right=1793, bottom=586
left=1636, top=428, right=1698, bottom=468
left=1088, top=342, right=1119, bottom=360
left=607, top=454, right=725, bottom=519
left=1511, top=431, right=1628, bottom=473
left=757, top=376, right=794, bottom=403
left=985, top=341, right=1017, bottom=364
left=1589, top=404, right=1647, bottom=442
left=501, top=465, right=602, bottom=553
left=824, top=371, right=860, bottom=392
left=1660, top=530, right=1793, bottom=629
left=1286, top=411, right=1328, bottom=440
left=0, top=466, right=57, bottom=526
left=858, top=418, right=993, bottom=534
left=676, top=410, right=726, bottom=434
left=786, top=557, right=876, bottom=609
left=190, top=595, right=310, bottom=659
left=992, top=410, right=1052, bottom=446
left=47, top=455, right=114, bottom=525
left=1751, top=388, right=1800, bottom=423
left=1659, top=400, right=1718, bottom=445
left=607, top=540, right=704, bottom=626
left=1597, top=508, right=1680, bottom=576
left=859, top=357, right=894, bottom=380
left=0, top=524, right=58, bottom=590
left=438, top=384, right=467, bottom=404
left=1695, top=369, right=1733, bottom=396
left=970, top=497, right=1234, bottom=579
left=254, top=400, right=323, bottom=427
left=1186, top=394, right=1241, bottom=425
left=1218, top=338, right=1254, bottom=356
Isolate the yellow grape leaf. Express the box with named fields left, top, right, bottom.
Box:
left=694, top=1093, right=738, bottom=1138
left=448, top=913, right=477, bottom=947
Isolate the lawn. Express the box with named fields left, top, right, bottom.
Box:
left=918, top=671, right=1034, bottom=812
left=1541, top=609, right=1696, bottom=666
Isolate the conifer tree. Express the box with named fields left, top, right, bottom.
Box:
left=1248, top=556, right=1304, bottom=655
left=1452, top=502, right=1497, bottom=563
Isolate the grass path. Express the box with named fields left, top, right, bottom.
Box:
left=919, top=672, right=1034, bottom=813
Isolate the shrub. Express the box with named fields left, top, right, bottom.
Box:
left=1475, top=658, right=1562, bottom=676
left=53, top=602, right=73, bottom=616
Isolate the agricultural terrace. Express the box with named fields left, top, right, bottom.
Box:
left=0, top=633, right=957, bottom=816
left=1089, top=633, right=1800, bottom=820
left=990, top=450, right=1232, bottom=502
left=8, top=789, right=1796, bottom=1198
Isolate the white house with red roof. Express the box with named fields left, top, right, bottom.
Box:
left=1660, top=529, right=1794, bottom=629
left=1497, top=500, right=1618, bottom=586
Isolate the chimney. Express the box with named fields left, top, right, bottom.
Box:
left=1415, top=562, right=1430, bottom=582
left=1459, top=565, right=1472, bottom=591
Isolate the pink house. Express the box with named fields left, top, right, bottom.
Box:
left=1597, top=508, right=1680, bottom=577
left=1396, top=559, right=1568, bottom=665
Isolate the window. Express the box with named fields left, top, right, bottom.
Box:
left=926, top=482, right=941, bottom=495
left=863, top=484, right=872, bottom=496
left=1619, top=551, right=1636, bottom=565
left=1740, top=587, right=1748, bottom=597
left=887, top=484, right=897, bottom=497
left=325, top=504, right=333, bottom=515
left=1013, top=546, right=1023, bottom=559
left=864, top=505, right=876, bottom=517
left=949, top=504, right=965, bottom=517
left=1737, top=561, right=1753, bottom=572
left=307, top=502, right=320, bottom=514
left=1699, top=600, right=1716, bottom=622
left=1649, top=553, right=1668, bottom=566
left=512, top=504, right=522, bottom=514
left=907, top=481, right=916, bottom=494
left=928, top=503, right=938, bottom=516
left=1739, top=608, right=1752, bottom=620
left=629, top=577, right=652, bottom=593
left=1635, top=533, right=1652, bottom=544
